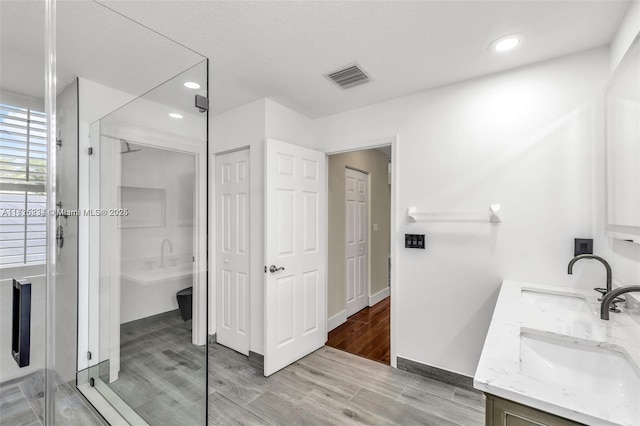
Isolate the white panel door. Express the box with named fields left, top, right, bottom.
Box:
left=216, top=149, right=250, bottom=355
left=345, top=168, right=368, bottom=317
left=264, top=138, right=326, bottom=376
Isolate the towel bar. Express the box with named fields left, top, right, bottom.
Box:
left=12, top=278, right=31, bottom=368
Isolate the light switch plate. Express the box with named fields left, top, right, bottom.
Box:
left=405, top=234, right=425, bottom=249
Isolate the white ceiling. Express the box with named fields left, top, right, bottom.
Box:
left=98, top=0, right=631, bottom=118
left=0, top=1, right=204, bottom=102
left=1, top=1, right=632, bottom=118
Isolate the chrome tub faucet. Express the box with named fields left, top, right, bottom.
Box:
left=568, top=254, right=612, bottom=299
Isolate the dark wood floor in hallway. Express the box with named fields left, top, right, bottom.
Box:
left=327, top=297, right=390, bottom=364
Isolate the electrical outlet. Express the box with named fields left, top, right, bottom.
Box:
left=574, top=238, right=593, bottom=256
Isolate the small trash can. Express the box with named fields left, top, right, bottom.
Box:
left=176, top=287, right=193, bottom=321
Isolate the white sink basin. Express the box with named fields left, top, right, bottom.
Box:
left=520, top=330, right=640, bottom=408
left=121, top=264, right=193, bottom=285
left=521, top=289, right=595, bottom=314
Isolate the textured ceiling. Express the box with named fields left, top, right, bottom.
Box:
left=98, top=0, right=631, bottom=117
left=0, top=1, right=632, bottom=118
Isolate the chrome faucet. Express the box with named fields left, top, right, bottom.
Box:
left=568, top=254, right=612, bottom=299
left=600, top=286, right=640, bottom=320
left=160, top=238, right=173, bottom=268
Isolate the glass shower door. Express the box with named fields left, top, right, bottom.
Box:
left=82, top=61, right=209, bottom=425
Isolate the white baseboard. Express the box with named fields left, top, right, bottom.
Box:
left=369, top=287, right=390, bottom=306
left=327, top=310, right=347, bottom=332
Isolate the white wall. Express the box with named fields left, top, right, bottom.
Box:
left=265, top=99, right=315, bottom=148
left=315, top=48, right=610, bottom=377
left=210, top=98, right=314, bottom=354
left=597, top=2, right=640, bottom=299
left=610, top=1, right=640, bottom=72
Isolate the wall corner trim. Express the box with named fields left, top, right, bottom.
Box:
left=369, top=287, right=390, bottom=307
left=327, top=310, right=348, bottom=332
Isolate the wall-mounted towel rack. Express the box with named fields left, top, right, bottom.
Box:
left=407, top=204, right=502, bottom=224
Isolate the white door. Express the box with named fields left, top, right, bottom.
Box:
left=345, top=168, right=369, bottom=316
left=264, top=138, right=326, bottom=376
left=216, top=149, right=250, bottom=355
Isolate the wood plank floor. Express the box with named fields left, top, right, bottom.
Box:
left=209, top=343, right=485, bottom=426
left=113, top=310, right=207, bottom=425
left=70, top=307, right=484, bottom=425
left=327, top=297, right=390, bottom=364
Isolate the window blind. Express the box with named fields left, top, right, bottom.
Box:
left=0, top=103, right=47, bottom=267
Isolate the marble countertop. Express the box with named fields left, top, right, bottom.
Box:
left=474, top=280, right=640, bottom=426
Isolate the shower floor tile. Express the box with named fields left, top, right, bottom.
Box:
left=0, top=371, right=103, bottom=426
left=0, top=384, right=39, bottom=426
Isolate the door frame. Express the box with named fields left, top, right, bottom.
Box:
left=344, top=166, right=371, bottom=317
left=323, top=135, right=399, bottom=368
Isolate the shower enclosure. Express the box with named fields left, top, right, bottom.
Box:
left=1, top=1, right=209, bottom=424
left=79, top=61, right=209, bottom=424
left=0, top=1, right=74, bottom=424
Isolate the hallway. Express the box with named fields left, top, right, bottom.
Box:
left=327, top=297, right=390, bottom=364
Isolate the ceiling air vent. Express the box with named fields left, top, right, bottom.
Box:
left=325, top=63, right=371, bottom=89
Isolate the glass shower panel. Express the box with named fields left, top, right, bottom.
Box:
left=0, top=0, right=101, bottom=424
left=56, top=1, right=205, bottom=101
left=51, top=2, right=209, bottom=423
left=0, top=2, right=59, bottom=424
left=86, top=61, right=208, bottom=425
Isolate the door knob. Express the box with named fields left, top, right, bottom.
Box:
left=224, top=259, right=229, bottom=264
left=269, top=265, right=285, bottom=273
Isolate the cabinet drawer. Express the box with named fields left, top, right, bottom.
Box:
left=485, top=394, right=584, bottom=426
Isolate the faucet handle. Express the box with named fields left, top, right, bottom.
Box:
left=594, top=287, right=607, bottom=301
left=609, top=297, right=625, bottom=313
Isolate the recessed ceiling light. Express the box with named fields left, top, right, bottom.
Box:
left=489, top=34, right=523, bottom=53
left=169, top=113, right=183, bottom=119
left=184, top=82, right=200, bottom=89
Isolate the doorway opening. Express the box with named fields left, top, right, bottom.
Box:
left=326, top=145, right=392, bottom=365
